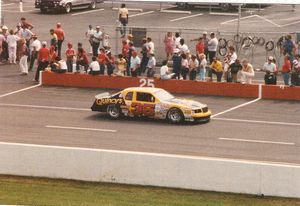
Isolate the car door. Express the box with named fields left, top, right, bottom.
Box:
left=130, top=92, right=156, bottom=118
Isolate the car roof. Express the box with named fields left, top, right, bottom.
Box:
left=123, top=87, right=164, bottom=93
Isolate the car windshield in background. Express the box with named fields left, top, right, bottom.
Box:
left=154, top=90, right=174, bottom=101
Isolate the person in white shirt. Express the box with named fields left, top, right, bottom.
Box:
left=19, top=38, right=29, bottom=75
left=130, top=51, right=140, bottom=77
left=241, top=59, right=255, bottom=84
left=85, top=25, right=94, bottom=54
left=174, top=32, right=181, bottom=49
left=160, top=60, right=174, bottom=80
left=91, top=26, right=102, bottom=57
left=207, top=32, right=218, bottom=64
left=146, top=37, right=154, bottom=54
left=146, top=53, right=156, bottom=77
left=51, top=57, right=67, bottom=73
left=178, top=38, right=189, bottom=54
left=88, top=56, right=100, bottom=75
left=189, top=55, right=199, bottom=80
left=263, top=56, right=277, bottom=85
left=7, top=29, right=20, bottom=64
left=181, top=53, right=189, bottom=80
left=29, top=34, right=41, bottom=71
left=223, top=46, right=237, bottom=81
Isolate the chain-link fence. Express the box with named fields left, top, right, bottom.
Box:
left=101, top=24, right=298, bottom=69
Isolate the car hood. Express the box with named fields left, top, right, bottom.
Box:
left=163, top=98, right=207, bottom=109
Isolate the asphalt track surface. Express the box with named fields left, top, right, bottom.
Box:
left=1, top=65, right=300, bottom=165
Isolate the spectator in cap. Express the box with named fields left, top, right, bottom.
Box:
left=172, top=48, right=182, bottom=79
left=19, top=38, right=29, bottom=75
left=54, top=22, right=65, bottom=58
left=119, top=3, right=129, bottom=37
left=91, top=26, right=102, bottom=57
left=263, top=56, right=277, bottom=85
left=281, top=55, right=292, bottom=85
left=29, top=34, right=41, bottom=71
left=65, top=42, right=75, bottom=72
left=7, top=29, right=20, bottom=64
left=240, top=59, right=255, bottom=84
left=35, top=41, right=50, bottom=82
left=85, top=25, right=95, bottom=54
left=208, top=32, right=218, bottom=64
left=130, top=50, right=140, bottom=77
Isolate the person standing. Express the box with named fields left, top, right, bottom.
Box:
left=281, top=55, right=292, bottom=85
left=106, top=51, right=115, bottom=76
left=54, top=23, right=65, bottom=58
left=198, top=53, right=207, bottom=81
left=146, top=37, right=154, bottom=54
left=195, top=37, right=204, bottom=59
left=174, top=32, right=181, bottom=49
left=98, top=48, right=107, bottom=75
left=19, top=38, right=29, bottom=75
left=263, top=56, right=277, bottom=85
left=7, top=29, right=20, bottom=64
left=172, top=49, right=182, bottom=79
left=140, top=38, right=149, bottom=75
left=50, top=29, right=58, bottom=51
left=85, top=25, right=95, bottom=54
left=119, top=3, right=128, bottom=37
left=146, top=53, right=156, bottom=77
left=189, top=55, right=199, bottom=80
left=35, top=41, right=49, bottom=82
left=228, top=59, right=242, bottom=83
left=65, top=42, right=75, bottom=72
left=178, top=38, right=189, bottom=54
left=91, top=26, right=102, bottom=57
left=164, top=32, right=175, bottom=60
left=29, top=34, right=41, bottom=71
left=20, top=17, right=33, bottom=30
left=181, top=53, right=189, bottom=80
left=207, top=32, right=218, bottom=64
left=130, top=51, right=140, bottom=77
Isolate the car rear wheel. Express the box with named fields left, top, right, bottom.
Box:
left=107, top=104, right=121, bottom=119
left=167, top=108, right=183, bottom=124
left=89, top=1, right=96, bottom=9
left=65, top=3, right=72, bottom=13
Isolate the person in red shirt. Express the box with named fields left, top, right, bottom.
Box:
left=76, top=47, right=89, bottom=73
left=34, top=41, right=50, bottom=81
left=196, top=37, right=204, bottom=59
left=98, top=48, right=107, bottom=74
left=282, top=55, right=292, bottom=85
left=54, top=23, right=65, bottom=58
left=65, top=42, right=75, bottom=72
left=121, top=40, right=129, bottom=60
left=106, top=51, right=115, bottom=76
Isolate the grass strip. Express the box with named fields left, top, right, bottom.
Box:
left=0, top=175, right=299, bottom=206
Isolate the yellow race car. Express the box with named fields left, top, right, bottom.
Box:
left=91, top=87, right=211, bottom=123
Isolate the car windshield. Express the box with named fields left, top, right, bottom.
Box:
left=154, top=90, right=174, bottom=101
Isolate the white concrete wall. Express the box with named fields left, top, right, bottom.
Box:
left=0, top=142, right=299, bottom=198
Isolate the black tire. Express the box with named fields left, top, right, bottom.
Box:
left=106, top=104, right=121, bottom=119
left=218, top=38, right=227, bottom=48
left=258, top=37, right=266, bottom=46
left=167, top=108, right=184, bottom=124
left=65, top=3, right=72, bottom=13
left=226, top=39, right=235, bottom=47
left=233, top=34, right=242, bottom=43
left=218, top=47, right=227, bottom=56
left=242, top=36, right=253, bottom=48
left=89, top=0, right=96, bottom=9
left=265, top=41, right=275, bottom=51
left=252, top=36, right=259, bottom=45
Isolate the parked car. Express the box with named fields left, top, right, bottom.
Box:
left=35, top=0, right=102, bottom=13
left=91, top=87, right=211, bottom=124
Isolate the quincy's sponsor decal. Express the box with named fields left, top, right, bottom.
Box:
left=96, top=98, right=124, bottom=105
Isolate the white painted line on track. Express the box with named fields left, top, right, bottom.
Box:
left=2, top=3, right=15, bottom=6
left=0, top=103, right=90, bottom=112
left=219, top=138, right=295, bottom=146
left=213, top=117, right=300, bottom=127
left=71, top=8, right=104, bottom=16
left=170, top=13, right=203, bottom=22
left=160, top=9, right=191, bottom=14
left=46, top=125, right=117, bottom=133
left=129, top=11, right=154, bottom=18
left=1, top=141, right=299, bottom=167
left=255, top=15, right=281, bottom=27
left=0, top=84, right=40, bottom=98
left=220, top=15, right=257, bottom=25
left=209, top=12, right=238, bottom=16
left=280, top=20, right=300, bottom=27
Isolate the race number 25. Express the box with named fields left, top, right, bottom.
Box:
left=139, top=78, right=155, bottom=88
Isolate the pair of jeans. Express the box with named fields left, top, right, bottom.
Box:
left=199, top=68, right=206, bottom=81
left=57, top=40, right=63, bottom=58
left=92, top=42, right=100, bottom=57
left=209, top=69, right=223, bottom=82
left=35, top=61, right=49, bottom=81
left=282, top=72, right=290, bottom=85
left=66, top=59, right=73, bottom=72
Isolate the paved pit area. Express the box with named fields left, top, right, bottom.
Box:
left=0, top=65, right=299, bottom=165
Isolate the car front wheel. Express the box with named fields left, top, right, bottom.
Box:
left=107, top=104, right=121, bottom=119
left=89, top=1, right=96, bottom=9
left=65, top=3, right=72, bottom=13
left=167, top=108, right=183, bottom=124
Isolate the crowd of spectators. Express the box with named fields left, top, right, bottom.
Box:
left=0, top=9, right=300, bottom=87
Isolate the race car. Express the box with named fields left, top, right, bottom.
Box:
left=91, top=87, right=211, bottom=123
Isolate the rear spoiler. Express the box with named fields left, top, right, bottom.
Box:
left=95, top=92, right=110, bottom=99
